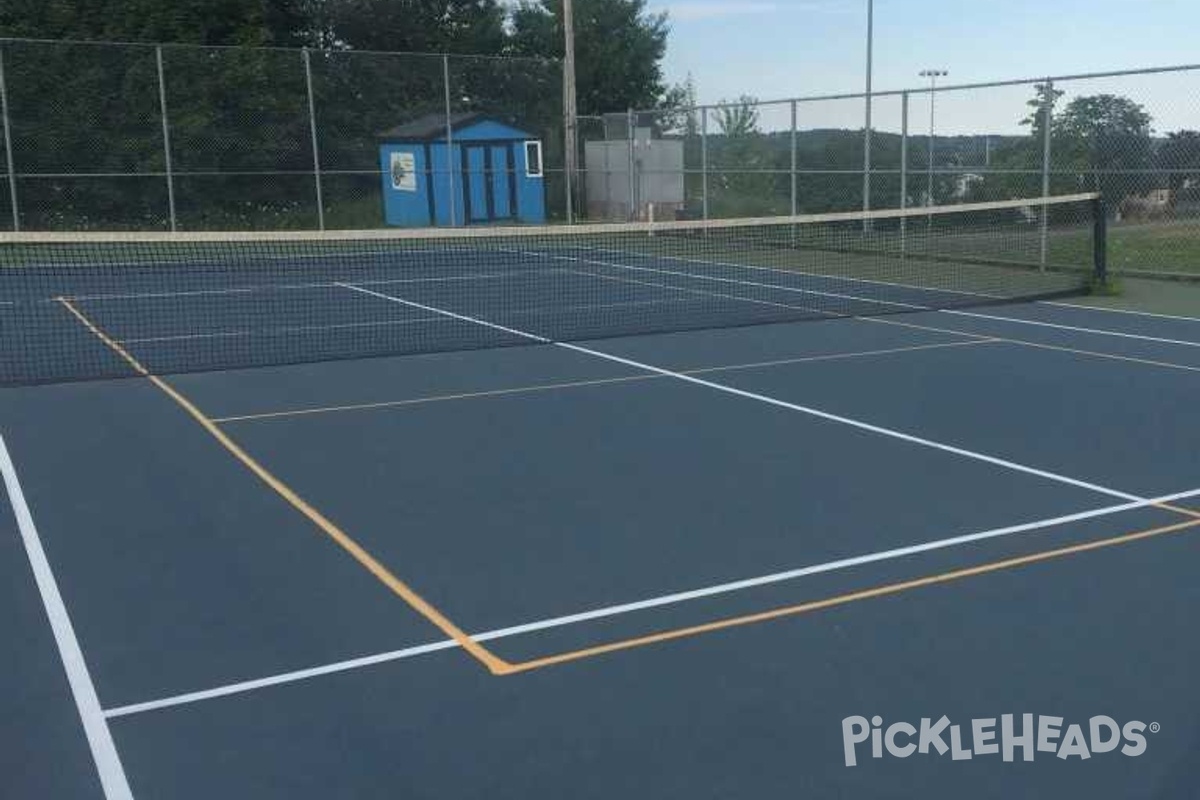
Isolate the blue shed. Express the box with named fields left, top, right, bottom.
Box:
left=379, top=112, right=547, bottom=227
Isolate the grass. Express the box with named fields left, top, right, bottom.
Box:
left=1108, top=219, right=1200, bottom=277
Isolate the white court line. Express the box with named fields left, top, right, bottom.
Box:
left=551, top=263, right=834, bottom=317
left=114, top=293, right=709, bottom=347
left=0, top=435, right=134, bottom=799
left=339, top=282, right=1143, bottom=503
left=1042, top=300, right=1200, bottom=324
left=116, top=316, right=453, bottom=345
left=945, top=309, right=1200, bottom=348
left=103, top=484, right=1200, bottom=719
left=59, top=270, right=551, bottom=304
left=522, top=248, right=930, bottom=312
left=212, top=339, right=995, bottom=424
left=576, top=244, right=1003, bottom=301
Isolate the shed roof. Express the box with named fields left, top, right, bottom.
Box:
left=378, top=112, right=494, bottom=141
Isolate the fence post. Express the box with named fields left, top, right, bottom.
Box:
left=790, top=100, right=797, bottom=216
left=562, top=62, right=575, bottom=223
left=862, top=102, right=872, bottom=221
left=443, top=54, right=457, bottom=227
left=700, top=106, right=709, bottom=221
left=561, top=0, right=578, bottom=224
left=626, top=108, right=636, bottom=220
left=0, top=46, right=19, bottom=231
left=1039, top=79, right=1055, bottom=269
left=302, top=48, right=325, bottom=231
left=155, top=46, right=178, bottom=232
left=900, top=91, right=908, bottom=257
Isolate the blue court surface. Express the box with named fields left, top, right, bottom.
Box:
left=3, top=272, right=1199, bottom=797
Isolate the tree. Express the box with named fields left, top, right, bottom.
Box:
left=1157, top=130, right=1200, bottom=194
left=1019, top=82, right=1063, bottom=143
left=707, top=96, right=786, bottom=216
left=0, top=0, right=311, bottom=46
left=713, top=95, right=760, bottom=138
left=1052, top=94, right=1153, bottom=198
left=654, top=72, right=696, bottom=136
left=324, top=0, right=508, bottom=54
left=507, top=0, right=670, bottom=115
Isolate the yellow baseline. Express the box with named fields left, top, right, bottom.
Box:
left=56, top=298, right=512, bottom=675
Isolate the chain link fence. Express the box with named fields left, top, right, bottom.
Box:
left=0, top=38, right=564, bottom=231
left=4, top=36, right=1199, bottom=279
left=598, top=63, right=1200, bottom=277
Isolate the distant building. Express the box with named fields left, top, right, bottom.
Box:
left=584, top=120, right=684, bottom=221
left=378, top=112, right=546, bottom=226
left=953, top=173, right=984, bottom=199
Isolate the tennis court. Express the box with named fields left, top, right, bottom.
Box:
left=3, top=196, right=1199, bottom=798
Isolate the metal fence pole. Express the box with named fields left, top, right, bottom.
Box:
left=562, top=66, right=574, bottom=224
left=0, top=47, right=19, bottom=231
left=562, top=0, right=578, bottom=223
left=1040, top=79, right=1054, bottom=269
left=626, top=107, right=636, bottom=220
left=900, top=91, right=908, bottom=257
left=790, top=100, right=797, bottom=216
left=700, top=106, right=709, bottom=221
left=155, top=46, right=178, bottom=232
left=302, top=48, right=325, bottom=231
left=443, top=54, right=457, bottom=227
left=862, top=0, right=873, bottom=222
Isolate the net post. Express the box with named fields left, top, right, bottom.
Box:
left=1039, top=79, right=1054, bottom=270
left=0, top=45, right=19, bottom=232
left=1092, top=194, right=1108, bottom=288
left=789, top=99, right=797, bottom=216
left=155, top=46, right=178, bottom=232
left=302, top=48, right=325, bottom=231
left=443, top=54, right=457, bottom=227
left=700, top=106, right=709, bottom=221
left=900, top=91, right=908, bottom=258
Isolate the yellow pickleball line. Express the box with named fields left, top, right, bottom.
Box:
left=502, top=515, right=1200, bottom=674
left=56, top=298, right=512, bottom=675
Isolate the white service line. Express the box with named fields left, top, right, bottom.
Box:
left=551, top=263, right=834, bottom=317
left=0, top=435, right=134, bottom=800
left=339, top=282, right=1144, bottom=503
left=576, top=244, right=999, bottom=301
left=944, top=309, right=1200, bottom=348
left=1042, top=300, right=1200, bottom=324
left=103, top=484, right=1200, bottom=720
left=522, top=248, right=930, bottom=311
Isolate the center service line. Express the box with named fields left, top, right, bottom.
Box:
left=338, top=283, right=1146, bottom=504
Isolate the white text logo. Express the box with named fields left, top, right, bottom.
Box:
left=841, top=715, right=1157, bottom=767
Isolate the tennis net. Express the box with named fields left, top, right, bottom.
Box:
left=1, top=193, right=1103, bottom=385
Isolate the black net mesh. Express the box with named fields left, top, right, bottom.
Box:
left=1, top=195, right=1099, bottom=385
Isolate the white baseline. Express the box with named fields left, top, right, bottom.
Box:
left=104, top=484, right=1200, bottom=719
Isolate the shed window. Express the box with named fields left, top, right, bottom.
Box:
left=524, top=140, right=543, bottom=178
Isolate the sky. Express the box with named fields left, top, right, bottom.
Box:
left=645, top=0, right=1200, bottom=135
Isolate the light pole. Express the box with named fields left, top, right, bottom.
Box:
left=919, top=69, right=947, bottom=211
